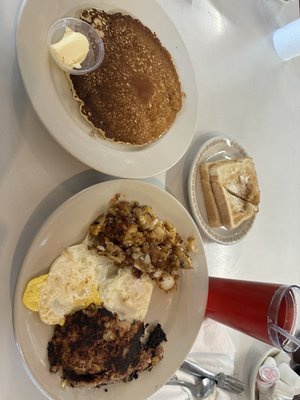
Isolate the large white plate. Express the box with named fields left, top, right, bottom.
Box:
left=188, top=136, right=256, bottom=245
left=16, top=0, right=198, bottom=179
left=13, top=179, right=208, bottom=400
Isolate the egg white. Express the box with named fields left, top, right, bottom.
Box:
left=38, top=243, right=153, bottom=325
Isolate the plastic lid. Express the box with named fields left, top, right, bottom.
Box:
left=259, top=365, right=280, bottom=384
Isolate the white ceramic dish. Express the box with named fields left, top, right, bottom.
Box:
left=248, top=347, right=281, bottom=400
left=188, top=135, right=256, bottom=245
left=16, top=0, right=198, bottom=178
left=13, top=179, right=208, bottom=400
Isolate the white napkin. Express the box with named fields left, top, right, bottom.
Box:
left=148, top=318, right=236, bottom=400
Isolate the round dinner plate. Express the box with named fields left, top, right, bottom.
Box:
left=188, top=136, right=256, bottom=245
left=13, top=179, right=208, bottom=400
left=16, top=0, right=198, bottom=178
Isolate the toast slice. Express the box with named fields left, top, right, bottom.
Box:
left=199, top=157, right=260, bottom=230
left=199, top=164, right=222, bottom=227
left=211, top=181, right=258, bottom=229
left=209, top=157, right=260, bottom=205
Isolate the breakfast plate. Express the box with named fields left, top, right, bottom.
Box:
left=16, top=0, right=198, bottom=178
left=13, top=179, right=208, bottom=400
left=188, top=136, right=256, bottom=245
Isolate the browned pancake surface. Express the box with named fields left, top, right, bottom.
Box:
left=70, top=9, right=182, bottom=145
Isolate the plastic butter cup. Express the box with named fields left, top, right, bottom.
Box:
left=47, top=17, right=105, bottom=75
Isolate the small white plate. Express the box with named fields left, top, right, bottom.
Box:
left=13, top=179, right=208, bottom=400
left=248, top=347, right=281, bottom=400
left=188, top=136, right=256, bottom=245
left=16, top=0, right=198, bottom=178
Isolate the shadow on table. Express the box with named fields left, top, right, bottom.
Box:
left=11, top=58, right=88, bottom=177
left=165, top=131, right=214, bottom=203
left=208, top=0, right=287, bottom=32
left=165, top=130, right=219, bottom=240
left=0, top=61, right=24, bottom=183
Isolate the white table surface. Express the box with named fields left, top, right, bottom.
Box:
left=1, top=0, right=300, bottom=399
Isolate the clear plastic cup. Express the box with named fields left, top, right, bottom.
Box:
left=268, top=285, right=300, bottom=352
left=47, top=17, right=105, bottom=75
left=206, top=277, right=300, bottom=353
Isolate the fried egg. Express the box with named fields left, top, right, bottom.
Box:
left=23, top=243, right=153, bottom=325
left=103, top=267, right=153, bottom=321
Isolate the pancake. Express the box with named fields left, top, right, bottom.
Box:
left=70, top=9, right=183, bottom=145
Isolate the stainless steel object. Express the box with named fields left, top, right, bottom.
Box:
left=166, top=376, right=214, bottom=399
left=181, top=359, right=245, bottom=394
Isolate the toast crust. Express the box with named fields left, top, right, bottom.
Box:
left=199, top=164, right=222, bottom=227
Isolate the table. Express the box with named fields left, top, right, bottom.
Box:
left=1, top=0, right=300, bottom=399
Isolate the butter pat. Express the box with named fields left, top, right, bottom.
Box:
left=50, top=27, right=89, bottom=69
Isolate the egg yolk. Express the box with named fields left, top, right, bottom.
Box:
left=22, top=274, right=48, bottom=312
